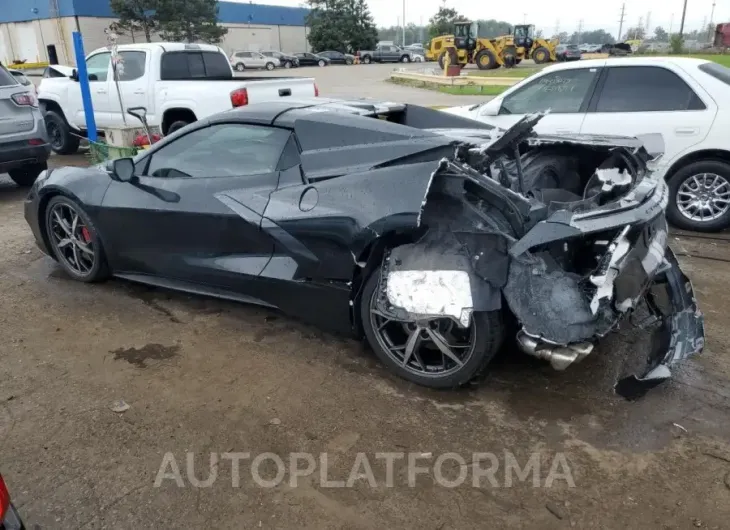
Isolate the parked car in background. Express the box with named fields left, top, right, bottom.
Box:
left=443, top=57, right=730, bottom=232
left=357, top=45, right=413, bottom=64
left=1, top=473, right=25, bottom=529
left=8, top=68, right=36, bottom=94
left=260, top=50, right=299, bottom=68
left=317, top=51, right=355, bottom=65
left=556, top=44, right=582, bottom=61
left=230, top=50, right=280, bottom=71
left=0, top=64, right=50, bottom=187
left=38, top=42, right=317, bottom=151
left=294, top=52, right=330, bottom=67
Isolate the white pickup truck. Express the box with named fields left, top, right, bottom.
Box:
left=38, top=42, right=317, bottom=154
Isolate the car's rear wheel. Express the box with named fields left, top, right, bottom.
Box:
left=44, top=110, right=80, bottom=155
left=667, top=160, right=730, bottom=232
left=360, top=267, right=504, bottom=389
left=362, top=55, right=372, bottom=64
left=401, top=55, right=410, bottom=63
left=8, top=162, right=47, bottom=187
left=235, top=63, right=245, bottom=71
left=44, top=196, right=109, bottom=282
left=318, top=59, right=326, bottom=67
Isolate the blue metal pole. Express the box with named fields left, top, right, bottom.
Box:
left=72, top=32, right=97, bottom=142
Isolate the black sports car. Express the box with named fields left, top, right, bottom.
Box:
left=24, top=98, right=704, bottom=397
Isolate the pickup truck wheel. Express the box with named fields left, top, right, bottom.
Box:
left=360, top=266, right=504, bottom=389
left=265, top=62, right=276, bottom=70
left=235, top=63, right=245, bottom=72
left=8, top=162, right=47, bottom=187
left=45, top=110, right=80, bottom=155
left=362, top=55, right=372, bottom=64
left=667, top=160, right=730, bottom=232
left=166, top=120, right=190, bottom=135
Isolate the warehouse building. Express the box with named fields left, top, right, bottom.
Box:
left=0, top=0, right=311, bottom=67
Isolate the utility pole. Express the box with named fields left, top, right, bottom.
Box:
left=679, top=0, right=688, bottom=37
left=669, top=13, right=674, bottom=34
left=645, top=12, right=651, bottom=33
left=708, top=1, right=716, bottom=42
left=618, top=3, right=626, bottom=41
left=554, top=19, right=560, bottom=37
left=402, top=0, right=406, bottom=47
left=576, top=19, right=583, bottom=43
left=635, top=16, right=643, bottom=39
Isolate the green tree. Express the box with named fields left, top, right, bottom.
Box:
left=156, top=0, right=227, bottom=44
left=653, top=26, right=669, bottom=42
left=670, top=33, right=685, bottom=53
left=428, top=6, right=468, bottom=39
left=110, top=0, right=159, bottom=43
left=306, top=0, right=377, bottom=52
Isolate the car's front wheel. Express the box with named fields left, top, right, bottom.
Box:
left=44, top=195, right=110, bottom=282
left=283, top=60, right=292, bottom=68
left=667, top=160, right=730, bottom=232
left=360, top=267, right=504, bottom=389
left=266, top=62, right=276, bottom=70
left=8, top=162, right=47, bottom=187
left=318, top=59, right=326, bottom=67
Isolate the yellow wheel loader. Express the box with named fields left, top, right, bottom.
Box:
left=429, top=21, right=508, bottom=70
left=510, top=24, right=558, bottom=64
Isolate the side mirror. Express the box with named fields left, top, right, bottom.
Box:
left=71, top=68, right=79, bottom=82
left=112, top=157, right=135, bottom=182
left=479, top=98, right=501, bottom=117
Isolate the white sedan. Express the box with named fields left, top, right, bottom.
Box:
left=444, top=57, right=730, bottom=232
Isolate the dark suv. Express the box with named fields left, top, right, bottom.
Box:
left=0, top=64, right=50, bottom=187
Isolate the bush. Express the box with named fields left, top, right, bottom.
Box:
left=670, top=34, right=685, bottom=54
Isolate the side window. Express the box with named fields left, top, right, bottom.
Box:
left=144, top=124, right=292, bottom=179
left=116, top=51, right=146, bottom=81
left=596, top=66, right=706, bottom=112
left=501, top=68, right=599, bottom=115
left=86, top=52, right=111, bottom=82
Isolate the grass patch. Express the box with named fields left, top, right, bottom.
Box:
left=389, top=76, right=507, bottom=96
left=467, top=67, right=542, bottom=78
left=437, top=85, right=507, bottom=96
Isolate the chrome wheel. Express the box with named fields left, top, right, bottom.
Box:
left=48, top=202, right=95, bottom=276
left=369, top=292, right=477, bottom=377
left=676, top=173, right=730, bottom=222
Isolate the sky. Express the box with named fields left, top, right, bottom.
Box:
left=234, top=0, right=729, bottom=38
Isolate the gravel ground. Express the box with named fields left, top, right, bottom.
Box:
left=1, top=154, right=730, bottom=529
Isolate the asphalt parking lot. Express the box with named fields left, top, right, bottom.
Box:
left=2, top=67, right=730, bottom=529
left=235, top=61, right=493, bottom=107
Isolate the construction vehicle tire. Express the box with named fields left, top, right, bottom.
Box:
left=475, top=49, right=497, bottom=70
left=533, top=46, right=550, bottom=64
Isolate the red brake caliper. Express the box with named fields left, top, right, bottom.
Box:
left=81, top=227, right=91, bottom=243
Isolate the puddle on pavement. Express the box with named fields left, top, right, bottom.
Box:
left=111, top=343, right=180, bottom=368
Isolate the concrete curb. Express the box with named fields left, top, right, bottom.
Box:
left=390, top=71, right=519, bottom=86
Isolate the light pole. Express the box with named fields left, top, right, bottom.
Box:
left=31, top=7, right=49, bottom=63
left=679, top=0, right=688, bottom=37
left=402, top=0, right=406, bottom=47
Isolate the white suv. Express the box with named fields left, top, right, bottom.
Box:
left=444, top=57, right=730, bottom=232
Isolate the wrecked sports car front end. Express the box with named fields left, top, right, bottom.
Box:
left=376, top=113, right=704, bottom=398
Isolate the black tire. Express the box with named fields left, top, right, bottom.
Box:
left=438, top=52, right=446, bottom=70
left=667, top=160, right=730, bottom=232
left=8, top=162, right=47, bottom=187
left=362, top=55, right=372, bottom=64
left=502, top=46, right=517, bottom=68
left=44, top=110, right=80, bottom=155
left=235, top=62, right=245, bottom=71
left=265, top=62, right=275, bottom=70
left=475, top=49, right=498, bottom=70
left=359, top=266, right=504, bottom=389
left=44, top=195, right=110, bottom=282
left=515, top=58, right=522, bottom=64
left=283, top=60, right=292, bottom=68
left=532, top=46, right=551, bottom=64
left=318, top=59, right=326, bottom=67
left=166, top=120, right=190, bottom=135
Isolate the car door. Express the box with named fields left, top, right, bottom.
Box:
left=110, top=50, right=150, bottom=127
left=579, top=64, right=716, bottom=170
left=97, top=122, right=292, bottom=290
left=474, top=66, right=603, bottom=135
left=67, top=51, right=112, bottom=129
